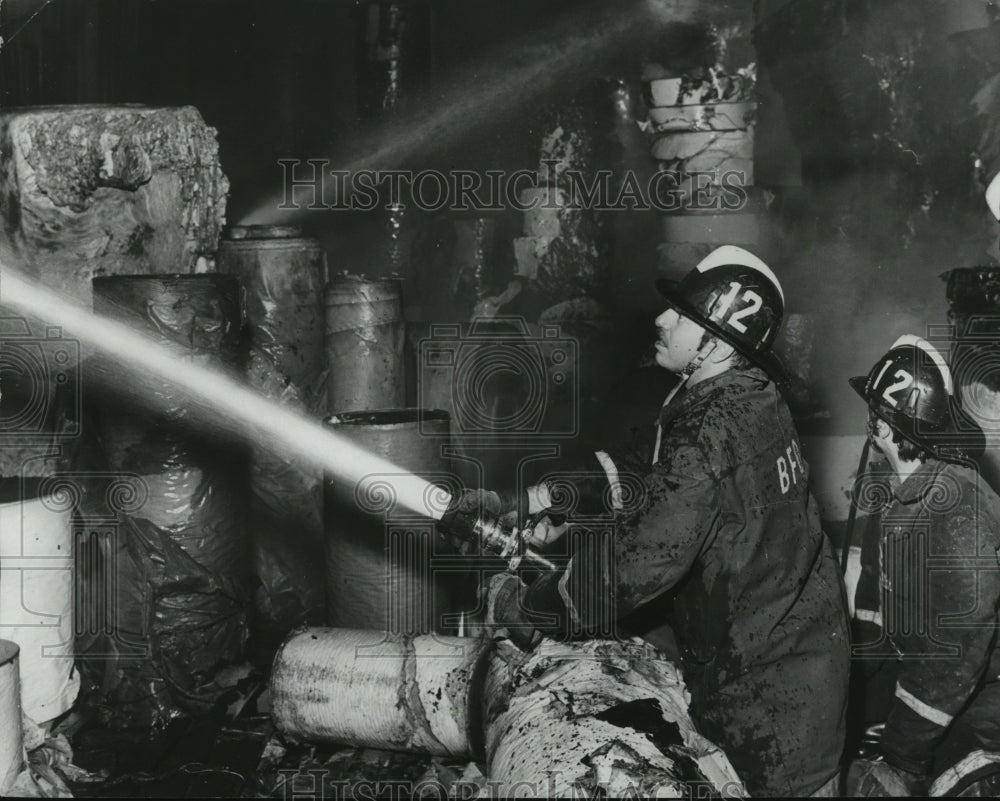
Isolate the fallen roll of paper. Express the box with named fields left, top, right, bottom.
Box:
left=271, top=628, right=490, bottom=757
left=271, top=628, right=744, bottom=798
left=481, top=638, right=742, bottom=798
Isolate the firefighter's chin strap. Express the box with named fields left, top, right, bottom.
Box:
left=840, top=436, right=872, bottom=575
left=652, top=342, right=717, bottom=465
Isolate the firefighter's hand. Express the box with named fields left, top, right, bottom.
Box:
left=484, top=572, right=539, bottom=650
left=438, top=489, right=504, bottom=545
left=522, top=515, right=569, bottom=548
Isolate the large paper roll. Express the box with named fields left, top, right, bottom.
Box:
left=0, top=480, right=78, bottom=723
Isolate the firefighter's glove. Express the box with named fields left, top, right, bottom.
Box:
left=484, top=572, right=539, bottom=651
left=438, top=488, right=527, bottom=553
left=438, top=488, right=503, bottom=550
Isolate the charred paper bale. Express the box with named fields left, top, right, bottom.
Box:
left=0, top=105, right=228, bottom=306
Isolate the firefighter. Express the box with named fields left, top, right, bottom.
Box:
left=441, top=246, right=850, bottom=797
left=847, top=336, right=1000, bottom=796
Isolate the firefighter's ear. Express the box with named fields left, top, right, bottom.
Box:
left=709, top=338, right=736, bottom=364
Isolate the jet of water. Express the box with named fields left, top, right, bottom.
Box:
left=0, top=264, right=452, bottom=520
left=242, top=0, right=712, bottom=225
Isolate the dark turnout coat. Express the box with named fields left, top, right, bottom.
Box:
left=853, top=459, right=1000, bottom=788
left=529, top=367, right=850, bottom=796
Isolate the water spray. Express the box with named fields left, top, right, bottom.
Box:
left=242, top=0, right=717, bottom=225
left=0, top=263, right=563, bottom=574
left=0, top=264, right=442, bottom=519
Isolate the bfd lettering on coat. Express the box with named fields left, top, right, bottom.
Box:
left=777, top=439, right=804, bottom=494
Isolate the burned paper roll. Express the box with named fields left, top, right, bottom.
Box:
left=660, top=209, right=770, bottom=252
left=271, top=628, right=489, bottom=756
left=651, top=128, right=755, bottom=173
left=647, top=101, right=756, bottom=134
left=481, top=639, right=743, bottom=798
left=272, top=630, right=744, bottom=797
left=217, top=225, right=326, bottom=394
left=92, top=275, right=247, bottom=576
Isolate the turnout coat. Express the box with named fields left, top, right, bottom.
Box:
left=529, top=367, right=850, bottom=796
left=853, top=459, right=1000, bottom=791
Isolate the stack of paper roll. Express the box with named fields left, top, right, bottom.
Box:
left=645, top=71, right=772, bottom=284
left=512, top=107, right=606, bottom=302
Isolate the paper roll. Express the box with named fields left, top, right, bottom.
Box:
left=0, top=639, right=23, bottom=795
left=0, top=481, right=79, bottom=723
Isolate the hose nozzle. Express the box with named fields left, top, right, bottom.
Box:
left=472, top=516, right=557, bottom=571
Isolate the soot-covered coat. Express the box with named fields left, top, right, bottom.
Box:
left=528, top=367, right=850, bottom=796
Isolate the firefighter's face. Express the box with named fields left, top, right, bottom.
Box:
left=654, top=307, right=708, bottom=373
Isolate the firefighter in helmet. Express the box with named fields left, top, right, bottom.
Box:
left=848, top=336, right=1000, bottom=796
left=442, top=246, right=850, bottom=797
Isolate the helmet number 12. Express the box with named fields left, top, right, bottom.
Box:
left=714, top=281, right=762, bottom=334
left=873, top=361, right=914, bottom=408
